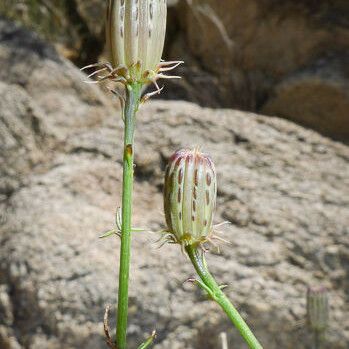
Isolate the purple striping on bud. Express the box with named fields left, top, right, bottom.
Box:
left=83, top=0, right=182, bottom=99
left=164, top=149, right=217, bottom=246
left=306, top=286, right=329, bottom=333
left=106, top=0, right=168, bottom=82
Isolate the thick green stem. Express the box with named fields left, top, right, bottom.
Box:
left=186, top=245, right=263, bottom=349
left=313, top=331, right=324, bottom=349
left=116, top=83, right=142, bottom=349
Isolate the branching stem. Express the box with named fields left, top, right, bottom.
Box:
left=116, top=83, right=142, bottom=349
left=185, top=245, right=263, bottom=349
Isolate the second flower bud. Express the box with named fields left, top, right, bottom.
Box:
left=164, top=149, right=217, bottom=247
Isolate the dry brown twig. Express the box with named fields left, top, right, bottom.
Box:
left=104, top=305, right=118, bottom=349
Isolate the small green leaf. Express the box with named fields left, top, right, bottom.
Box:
left=99, top=229, right=117, bottom=239
left=131, top=227, right=146, bottom=232
left=188, top=277, right=217, bottom=300
left=137, top=330, right=156, bottom=349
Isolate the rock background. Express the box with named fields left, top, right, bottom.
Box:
left=1, top=18, right=349, bottom=349
left=164, top=0, right=349, bottom=141
left=1, top=1, right=348, bottom=141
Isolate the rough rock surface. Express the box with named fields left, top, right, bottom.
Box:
left=164, top=0, right=349, bottom=140
left=1, top=18, right=349, bottom=349
left=0, top=17, right=115, bottom=199
left=2, top=1, right=348, bottom=140
left=261, top=53, right=349, bottom=141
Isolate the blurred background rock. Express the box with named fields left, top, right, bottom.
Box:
left=1, top=0, right=348, bottom=141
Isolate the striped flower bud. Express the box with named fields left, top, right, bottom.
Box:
left=83, top=0, right=182, bottom=99
left=106, top=0, right=168, bottom=83
left=164, top=149, right=217, bottom=246
left=306, top=286, right=329, bottom=333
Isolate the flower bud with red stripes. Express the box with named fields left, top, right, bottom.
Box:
left=164, top=149, right=217, bottom=247
left=83, top=0, right=182, bottom=100
left=106, top=0, right=167, bottom=82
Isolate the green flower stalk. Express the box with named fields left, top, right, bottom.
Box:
left=84, top=1, right=181, bottom=349
left=163, top=149, right=264, bottom=349
left=116, top=82, right=141, bottom=349
left=307, top=286, right=329, bottom=349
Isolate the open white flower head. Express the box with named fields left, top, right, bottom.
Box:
left=82, top=0, right=182, bottom=97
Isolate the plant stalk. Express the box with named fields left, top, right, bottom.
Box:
left=186, top=245, right=263, bottom=349
left=314, top=331, right=324, bottom=349
left=116, top=83, right=142, bottom=349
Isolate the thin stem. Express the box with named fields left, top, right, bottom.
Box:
left=186, top=245, right=263, bottom=349
left=116, top=83, right=142, bottom=349
left=314, top=331, right=324, bottom=349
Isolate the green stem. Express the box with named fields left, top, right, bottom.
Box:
left=314, top=331, right=324, bottom=349
left=186, top=245, right=263, bottom=349
left=116, top=83, right=142, bottom=349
